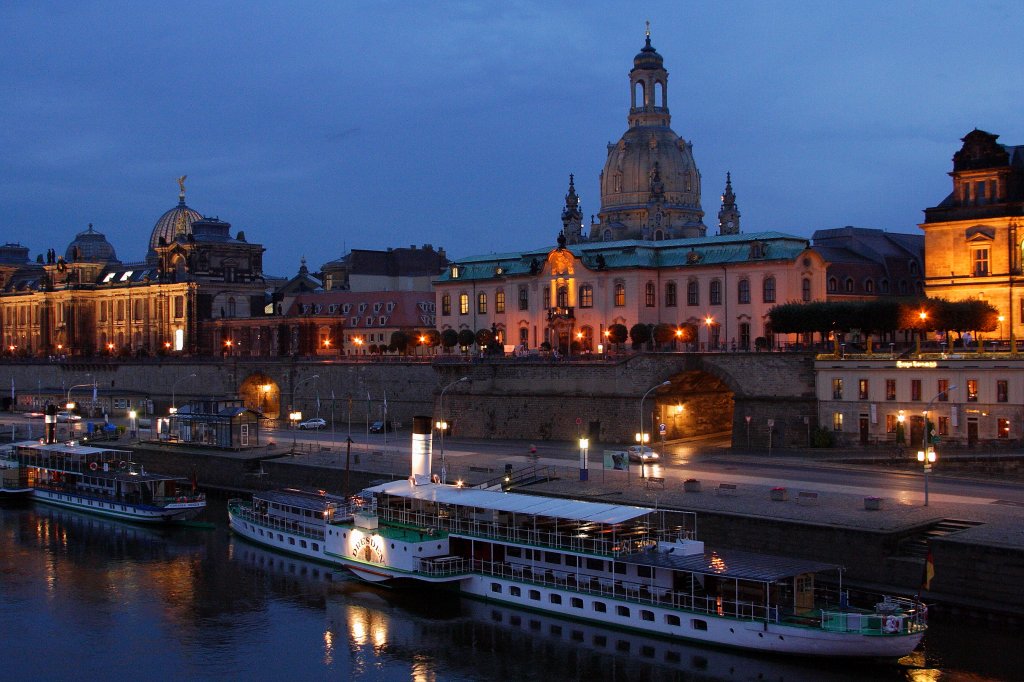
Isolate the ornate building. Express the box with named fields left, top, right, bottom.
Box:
left=920, top=129, right=1024, bottom=340
left=0, top=180, right=271, bottom=356
left=566, top=28, right=705, bottom=244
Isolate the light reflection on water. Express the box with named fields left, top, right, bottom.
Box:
left=0, top=497, right=1017, bottom=681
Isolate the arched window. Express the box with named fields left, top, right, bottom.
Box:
left=899, top=280, right=908, bottom=295
left=665, top=282, right=677, bottom=307
left=802, top=278, right=812, bottom=302
left=654, top=81, right=665, bottom=107
left=687, top=280, right=699, bottom=306
left=845, top=278, right=854, bottom=293
left=459, top=293, right=469, bottom=315
left=645, top=282, right=656, bottom=307
left=653, top=230, right=664, bottom=241
left=495, top=290, right=505, bottom=313
left=556, top=286, right=568, bottom=308
left=828, top=277, right=838, bottom=292
left=865, top=279, right=874, bottom=293
left=709, top=280, right=722, bottom=306
left=228, top=297, right=236, bottom=317
left=880, top=279, right=890, bottom=294
left=737, top=279, right=750, bottom=304
left=441, top=293, right=451, bottom=316
left=763, top=276, right=776, bottom=303
left=578, top=326, right=594, bottom=352
left=614, top=282, right=625, bottom=307
left=603, top=229, right=613, bottom=241
left=477, top=292, right=487, bottom=314
left=633, top=81, right=645, bottom=108
left=519, top=327, right=529, bottom=346
left=580, top=285, right=594, bottom=308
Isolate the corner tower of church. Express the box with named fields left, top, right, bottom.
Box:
left=591, top=26, right=705, bottom=242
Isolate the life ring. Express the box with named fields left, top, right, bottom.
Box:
left=89, top=462, right=98, bottom=471
left=883, top=615, right=899, bottom=633
left=431, top=474, right=441, bottom=484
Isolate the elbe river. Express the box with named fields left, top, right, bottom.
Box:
left=1, top=496, right=1018, bottom=681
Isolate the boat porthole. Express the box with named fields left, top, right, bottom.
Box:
left=779, top=636, right=784, bottom=640
left=758, top=633, right=763, bottom=638
left=729, top=628, right=734, bottom=633
left=437, top=544, right=441, bottom=550
left=390, top=543, right=395, bottom=549
left=404, top=547, right=408, bottom=551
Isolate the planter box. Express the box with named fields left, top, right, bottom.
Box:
left=770, top=488, right=788, bottom=502
left=683, top=479, right=702, bottom=493
left=864, top=496, right=884, bottom=511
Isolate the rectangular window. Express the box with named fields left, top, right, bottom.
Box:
left=972, top=248, right=989, bottom=276
left=614, top=283, right=625, bottom=307
left=593, top=601, right=607, bottom=613
left=441, top=294, right=451, bottom=316
left=615, top=605, right=630, bottom=617
left=665, top=282, right=676, bottom=307
left=997, top=380, right=1008, bottom=402
left=174, top=296, right=184, bottom=318
left=833, top=412, right=843, bottom=431
left=938, top=416, right=950, bottom=436
left=477, top=292, right=487, bottom=314
left=580, top=285, right=593, bottom=308
left=495, top=290, right=505, bottom=314
left=543, top=287, right=550, bottom=309
left=570, top=597, right=583, bottom=608
left=911, top=380, right=922, bottom=401
left=858, top=379, right=869, bottom=400
left=709, top=280, right=721, bottom=305
left=550, top=594, right=562, bottom=605
left=762, top=277, right=776, bottom=303
left=832, top=378, right=843, bottom=400
left=459, top=294, right=469, bottom=315
left=886, top=414, right=897, bottom=433
left=998, top=418, right=1010, bottom=439
left=687, top=281, right=699, bottom=306
left=967, top=379, right=978, bottom=402
left=665, top=614, right=681, bottom=626
left=518, top=286, right=529, bottom=311
left=937, top=379, right=949, bottom=401
left=645, top=283, right=655, bottom=307
left=737, top=279, right=750, bottom=304
left=885, top=379, right=896, bottom=401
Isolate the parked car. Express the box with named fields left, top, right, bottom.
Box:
left=626, top=445, right=658, bottom=462
left=298, top=417, right=326, bottom=430
left=56, top=411, right=82, bottom=422
left=369, top=420, right=394, bottom=433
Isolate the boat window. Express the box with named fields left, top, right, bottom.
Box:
left=637, top=565, right=654, bottom=578
left=570, top=630, right=584, bottom=642
left=278, top=534, right=283, bottom=541
left=529, top=590, right=540, bottom=601
left=549, top=625, right=562, bottom=637
left=593, top=602, right=607, bottom=613
left=691, top=619, right=708, bottom=631
left=586, top=558, right=604, bottom=570
left=616, top=640, right=630, bottom=653
left=564, top=556, right=578, bottom=567
left=641, top=610, right=654, bottom=622
left=665, top=651, right=681, bottom=663
left=640, top=645, right=655, bottom=658
left=665, top=614, right=680, bottom=626
left=288, top=538, right=295, bottom=545
left=507, top=547, right=522, bottom=558
left=616, top=606, right=629, bottom=617
left=570, top=597, right=583, bottom=608
left=510, top=586, right=521, bottom=597
left=300, top=540, right=307, bottom=548
left=550, top=594, right=562, bottom=605
left=544, top=552, right=561, bottom=564
left=490, top=583, right=502, bottom=594
left=311, top=543, right=318, bottom=551
left=613, top=563, right=627, bottom=575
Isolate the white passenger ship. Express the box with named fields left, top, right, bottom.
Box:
left=227, top=488, right=352, bottom=563
left=0, top=441, right=205, bottom=523
left=325, top=479, right=926, bottom=658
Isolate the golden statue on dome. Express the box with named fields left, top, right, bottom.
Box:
left=177, top=175, right=187, bottom=198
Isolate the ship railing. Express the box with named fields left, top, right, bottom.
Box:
left=153, top=493, right=206, bottom=505
left=469, top=559, right=780, bottom=622
left=810, top=591, right=927, bottom=635
left=228, top=500, right=325, bottom=541
left=376, top=507, right=654, bottom=557
left=416, top=556, right=472, bottom=577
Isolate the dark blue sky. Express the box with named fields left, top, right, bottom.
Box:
left=3, top=2, right=1022, bottom=277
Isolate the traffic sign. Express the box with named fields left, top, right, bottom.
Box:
left=745, top=416, right=751, bottom=423
left=575, top=417, right=582, bottom=425
left=767, top=419, right=775, bottom=428
left=659, top=423, right=666, bottom=434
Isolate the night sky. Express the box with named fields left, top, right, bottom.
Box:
left=3, top=2, right=1022, bottom=277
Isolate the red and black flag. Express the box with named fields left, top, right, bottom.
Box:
left=922, top=546, right=935, bottom=591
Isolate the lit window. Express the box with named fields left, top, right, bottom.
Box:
left=459, top=294, right=469, bottom=315
left=833, top=412, right=843, bottom=431
left=966, top=379, right=978, bottom=402
left=614, top=283, right=625, bottom=307
left=832, top=378, right=843, bottom=400
left=495, top=290, right=505, bottom=313
left=580, top=285, right=593, bottom=308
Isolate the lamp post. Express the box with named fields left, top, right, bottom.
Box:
left=704, top=316, right=714, bottom=351
left=917, top=447, right=937, bottom=506
left=578, top=437, right=589, bottom=481
left=916, top=311, right=927, bottom=355
left=639, top=380, right=671, bottom=479
left=919, top=386, right=955, bottom=504
left=129, top=409, right=137, bottom=438
left=999, top=315, right=1005, bottom=345
left=437, top=376, right=469, bottom=484
left=65, top=379, right=96, bottom=424
left=170, top=373, right=197, bottom=414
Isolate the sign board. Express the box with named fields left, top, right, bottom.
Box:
left=575, top=417, right=582, bottom=425
left=767, top=419, right=775, bottom=428
left=745, top=416, right=751, bottom=424
left=659, top=423, right=666, bottom=434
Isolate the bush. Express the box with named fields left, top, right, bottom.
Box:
left=810, top=428, right=835, bottom=448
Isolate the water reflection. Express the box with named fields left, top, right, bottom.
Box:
left=0, top=500, right=1017, bottom=681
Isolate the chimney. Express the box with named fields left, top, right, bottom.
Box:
left=410, top=415, right=433, bottom=482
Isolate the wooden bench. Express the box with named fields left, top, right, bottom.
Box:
left=645, top=476, right=665, bottom=489
left=716, top=482, right=738, bottom=496
left=797, top=490, right=819, bottom=505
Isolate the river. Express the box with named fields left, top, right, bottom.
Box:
left=0, top=496, right=1018, bottom=681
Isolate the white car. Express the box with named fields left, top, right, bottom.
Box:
left=56, top=411, right=83, bottom=422
left=298, top=417, right=326, bottom=430
left=627, top=445, right=658, bottom=462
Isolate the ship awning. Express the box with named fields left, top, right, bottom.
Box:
left=619, top=546, right=841, bottom=582
left=368, top=480, right=652, bottom=525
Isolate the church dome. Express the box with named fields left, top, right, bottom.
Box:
left=594, top=33, right=705, bottom=240
left=65, top=224, right=119, bottom=263
left=148, top=181, right=203, bottom=262
left=0, top=243, right=30, bottom=265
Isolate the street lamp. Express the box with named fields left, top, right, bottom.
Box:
left=639, top=380, right=671, bottom=479
left=917, top=447, right=937, bottom=506
left=170, top=373, right=197, bottom=414
left=129, top=409, right=137, bottom=438
left=704, top=316, right=714, bottom=351
left=998, top=315, right=1005, bottom=344
left=66, top=379, right=95, bottom=416
left=916, top=311, right=927, bottom=355
left=579, top=437, right=589, bottom=481
left=437, top=376, right=469, bottom=484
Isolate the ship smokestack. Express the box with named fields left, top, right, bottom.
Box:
left=410, top=415, right=433, bottom=481
left=44, top=404, right=57, bottom=444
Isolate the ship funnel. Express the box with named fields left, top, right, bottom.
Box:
left=44, top=404, right=58, bottom=444
left=410, top=415, right=433, bottom=481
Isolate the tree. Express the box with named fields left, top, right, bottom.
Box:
left=629, top=323, right=651, bottom=349
left=457, top=329, right=475, bottom=351
left=390, top=331, right=409, bottom=354
left=653, top=323, right=677, bottom=347
left=441, top=329, right=459, bottom=352
left=607, top=323, right=628, bottom=348
left=424, top=329, right=441, bottom=349
left=475, top=328, right=493, bottom=350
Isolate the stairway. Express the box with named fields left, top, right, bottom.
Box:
left=899, top=519, right=983, bottom=557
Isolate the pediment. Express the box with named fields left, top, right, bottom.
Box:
left=965, top=225, right=995, bottom=242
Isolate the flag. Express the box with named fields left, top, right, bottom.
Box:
left=922, top=547, right=935, bottom=590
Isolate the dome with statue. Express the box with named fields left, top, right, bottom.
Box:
left=592, top=30, right=706, bottom=241
left=147, top=177, right=203, bottom=262
left=65, top=224, right=119, bottom=263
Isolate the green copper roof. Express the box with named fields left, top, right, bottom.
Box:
left=435, top=232, right=811, bottom=283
